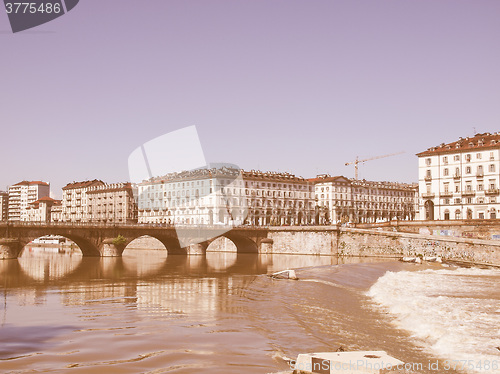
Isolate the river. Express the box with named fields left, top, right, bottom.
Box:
left=0, top=245, right=499, bottom=374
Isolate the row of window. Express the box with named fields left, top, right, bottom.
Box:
left=442, top=210, right=496, bottom=220
left=142, top=180, right=310, bottom=191
left=425, top=152, right=496, bottom=165
left=441, top=196, right=496, bottom=205
left=317, top=193, right=413, bottom=202
left=318, top=186, right=413, bottom=196
left=441, top=182, right=497, bottom=193
left=426, top=164, right=496, bottom=178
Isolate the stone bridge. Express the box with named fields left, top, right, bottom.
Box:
left=0, top=223, right=271, bottom=259
left=2, top=222, right=499, bottom=266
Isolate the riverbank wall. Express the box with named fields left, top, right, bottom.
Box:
left=126, top=225, right=500, bottom=266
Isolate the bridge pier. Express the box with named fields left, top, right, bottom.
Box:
left=99, top=239, right=126, bottom=257
left=0, top=239, right=23, bottom=260
left=186, top=243, right=207, bottom=255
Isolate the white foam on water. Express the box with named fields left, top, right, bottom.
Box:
left=367, top=267, right=500, bottom=373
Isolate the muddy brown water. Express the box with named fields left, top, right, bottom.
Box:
left=1, top=247, right=498, bottom=374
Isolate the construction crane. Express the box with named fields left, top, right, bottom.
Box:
left=345, top=151, right=404, bottom=180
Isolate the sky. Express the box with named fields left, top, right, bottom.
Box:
left=1, top=0, right=499, bottom=198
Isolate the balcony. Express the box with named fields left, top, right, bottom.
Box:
left=453, top=174, right=461, bottom=180
left=461, top=190, right=475, bottom=197
left=422, top=193, right=435, bottom=199
left=485, top=189, right=500, bottom=195
left=476, top=172, right=484, bottom=179
left=424, top=176, right=432, bottom=182
left=440, top=192, right=453, bottom=197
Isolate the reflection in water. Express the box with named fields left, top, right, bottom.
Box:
left=206, top=252, right=237, bottom=270
left=18, top=248, right=82, bottom=281
left=122, top=249, right=168, bottom=276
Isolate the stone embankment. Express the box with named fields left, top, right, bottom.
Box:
left=127, top=225, right=500, bottom=266
left=337, top=227, right=500, bottom=266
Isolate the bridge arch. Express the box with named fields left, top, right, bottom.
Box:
left=21, top=234, right=100, bottom=257
left=123, top=234, right=187, bottom=255
left=208, top=233, right=258, bottom=254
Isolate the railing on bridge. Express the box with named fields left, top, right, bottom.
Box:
left=0, top=221, right=273, bottom=230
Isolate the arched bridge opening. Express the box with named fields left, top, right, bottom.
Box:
left=20, top=234, right=100, bottom=257
left=208, top=234, right=258, bottom=254
left=122, top=234, right=187, bottom=256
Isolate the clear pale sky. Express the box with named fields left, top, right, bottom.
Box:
left=1, top=0, right=499, bottom=197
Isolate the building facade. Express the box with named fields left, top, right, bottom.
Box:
left=0, top=191, right=8, bottom=221
left=311, top=175, right=417, bottom=224
left=242, top=170, right=315, bottom=225
left=350, top=179, right=417, bottom=223
left=8, top=181, right=50, bottom=221
left=61, top=180, right=137, bottom=223
left=137, top=167, right=315, bottom=226
left=417, top=133, right=500, bottom=221
left=87, top=183, right=137, bottom=224
left=61, top=180, right=105, bottom=222
left=26, top=197, right=60, bottom=222
left=50, top=203, right=63, bottom=222
left=308, top=175, right=353, bottom=224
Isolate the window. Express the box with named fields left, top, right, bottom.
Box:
left=444, top=168, right=449, bottom=176
left=478, top=184, right=483, bottom=191
left=490, top=152, right=494, bottom=160
left=426, top=170, right=431, bottom=178
left=489, top=164, right=495, bottom=172
left=478, top=165, right=483, bottom=174
left=444, top=183, right=449, bottom=193
left=454, top=155, right=459, bottom=161
left=466, top=166, right=471, bottom=174
left=466, top=154, right=471, bottom=162
left=455, top=167, right=460, bottom=177
left=477, top=153, right=482, bottom=159
left=443, top=156, right=448, bottom=164
left=426, top=158, right=431, bottom=165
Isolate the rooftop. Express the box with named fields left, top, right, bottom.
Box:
left=307, top=175, right=349, bottom=183
left=417, top=132, right=500, bottom=156
left=63, top=179, right=105, bottom=190
left=12, top=180, right=50, bottom=187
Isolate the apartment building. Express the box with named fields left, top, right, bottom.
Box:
left=0, top=191, right=8, bottom=221
left=61, top=180, right=137, bottom=223
left=138, top=167, right=315, bottom=226
left=26, top=197, right=60, bottom=222
left=8, top=181, right=50, bottom=221
left=311, top=175, right=417, bottom=224
left=417, top=132, right=500, bottom=220
left=61, top=180, right=104, bottom=222
left=242, top=170, right=315, bottom=225
left=87, top=182, right=137, bottom=224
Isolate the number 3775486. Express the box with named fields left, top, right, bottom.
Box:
left=5, top=2, right=62, bottom=14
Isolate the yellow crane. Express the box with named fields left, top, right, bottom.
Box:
left=345, top=151, right=404, bottom=180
